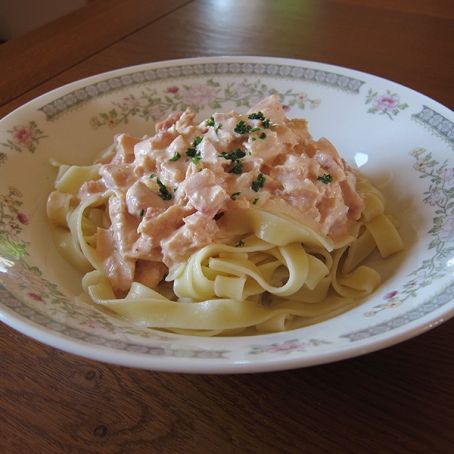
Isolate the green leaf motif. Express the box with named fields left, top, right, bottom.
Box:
left=89, top=79, right=321, bottom=129
left=0, top=233, right=27, bottom=260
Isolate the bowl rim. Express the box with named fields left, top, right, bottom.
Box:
left=1, top=292, right=452, bottom=373
left=1, top=55, right=453, bottom=373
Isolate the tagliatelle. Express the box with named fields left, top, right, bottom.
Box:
left=47, top=95, right=403, bottom=335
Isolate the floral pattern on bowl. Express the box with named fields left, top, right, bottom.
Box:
left=0, top=121, right=47, bottom=160
left=0, top=56, right=453, bottom=373
left=365, top=89, right=408, bottom=119
left=364, top=148, right=454, bottom=317
left=89, top=79, right=321, bottom=129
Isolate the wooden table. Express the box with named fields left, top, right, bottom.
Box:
left=1, top=1, right=453, bottom=452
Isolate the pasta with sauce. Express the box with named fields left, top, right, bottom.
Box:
left=47, top=95, right=403, bottom=335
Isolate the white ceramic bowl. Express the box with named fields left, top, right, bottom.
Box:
left=1, top=56, right=453, bottom=373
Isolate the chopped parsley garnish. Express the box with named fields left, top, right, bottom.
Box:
left=215, top=124, right=223, bottom=134
left=205, top=116, right=215, bottom=127
left=229, top=160, right=243, bottom=174
left=140, top=209, right=145, bottom=217
left=219, top=149, right=245, bottom=174
left=186, top=148, right=198, bottom=158
left=231, top=192, right=241, bottom=200
left=252, top=198, right=259, bottom=205
left=191, top=155, right=202, bottom=165
left=186, top=136, right=202, bottom=163
left=250, top=127, right=261, bottom=133
left=248, top=112, right=270, bottom=129
left=234, top=120, right=252, bottom=135
left=317, top=174, right=333, bottom=184
left=149, top=173, right=156, bottom=179
left=186, top=148, right=201, bottom=164
left=248, top=112, right=265, bottom=121
left=251, top=173, right=265, bottom=192
left=156, top=178, right=172, bottom=200
left=219, top=149, right=246, bottom=161
left=235, top=240, right=245, bottom=247
left=259, top=132, right=267, bottom=139
left=169, top=152, right=181, bottom=161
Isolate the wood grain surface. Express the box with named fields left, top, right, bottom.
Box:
left=1, top=1, right=453, bottom=453
left=0, top=0, right=192, bottom=106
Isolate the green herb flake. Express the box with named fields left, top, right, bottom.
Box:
left=259, top=132, right=267, bottom=139
left=169, top=152, right=181, bottom=162
left=247, top=112, right=270, bottom=129
left=248, top=112, right=265, bottom=121
left=192, top=155, right=202, bottom=165
left=252, top=198, right=259, bottom=205
left=231, top=192, right=241, bottom=200
left=149, top=173, right=156, bottom=179
left=215, top=124, right=223, bottom=134
left=219, top=149, right=246, bottom=161
left=206, top=116, right=215, bottom=127
left=186, top=136, right=203, bottom=161
left=234, top=120, right=251, bottom=135
left=140, top=209, right=145, bottom=217
left=251, top=173, right=265, bottom=192
left=156, top=178, right=172, bottom=200
left=235, top=239, right=245, bottom=247
left=250, top=127, right=261, bottom=133
left=229, top=160, right=243, bottom=174
left=317, top=174, right=333, bottom=184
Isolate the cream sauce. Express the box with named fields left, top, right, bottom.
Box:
left=78, top=95, right=364, bottom=291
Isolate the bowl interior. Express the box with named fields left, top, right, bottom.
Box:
left=1, top=57, right=453, bottom=372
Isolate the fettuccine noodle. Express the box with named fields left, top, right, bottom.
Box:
left=47, top=96, right=403, bottom=335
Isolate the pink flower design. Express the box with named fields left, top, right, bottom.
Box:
left=181, top=83, right=216, bottom=106
left=268, top=340, right=304, bottom=353
left=166, top=86, right=179, bottom=93
left=366, top=89, right=407, bottom=119
left=2, top=121, right=46, bottom=153
left=17, top=213, right=28, bottom=225
left=122, top=96, right=140, bottom=109
left=12, top=126, right=33, bottom=147
left=373, top=94, right=399, bottom=112
left=28, top=292, right=43, bottom=302
left=384, top=290, right=398, bottom=300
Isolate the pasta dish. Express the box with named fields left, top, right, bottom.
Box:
left=47, top=95, right=403, bottom=335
